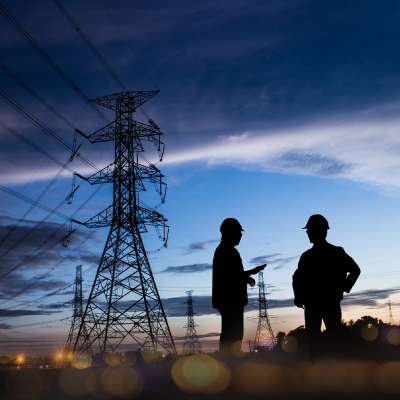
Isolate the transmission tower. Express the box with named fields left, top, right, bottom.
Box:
left=254, top=272, right=276, bottom=351
left=182, top=291, right=202, bottom=355
left=73, top=91, right=176, bottom=355
left=65, top=265, right=93, bottom=359
left=386, top=301, right=396, bottom=325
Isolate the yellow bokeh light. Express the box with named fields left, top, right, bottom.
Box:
left=57, top=353, right=63, bottom=359
left=374, top=362, right=400, bottom=393
left=281, top=336, right=298, bottom=352
left=361, top=324, right=378, bottom=341
left=102, top=367, right=144, bottom=398
left=172, top=355, right=230, bottom=394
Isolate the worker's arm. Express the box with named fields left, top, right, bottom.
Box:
left=244, top=264, right=267, bottom=277
left=343, top=252, right=361, bottom=293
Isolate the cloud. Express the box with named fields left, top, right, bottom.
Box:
left=164, top=120, right=400, bottom=194
left=159, top=263, right=212, bottom=275
left=37, top=302, right=70, bottom=310
left=274, top=152, right=353, bottom=176
left=182, top=240, right=219, bottom=254
left=341, top=287, right=400, bottom=308
left=174, top=332, right=220, bottom=340
left=0, top=215, right=101, bottom=301
left=0, top=323, right=12, bottom=329
left=0, top=308, right=60, bottom=317
left=249, top=254, right=298, bottom=270
left=270, top=286, right=400, bottom=310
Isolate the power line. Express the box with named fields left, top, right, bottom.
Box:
left=0, top=183, right=105, bottom=283
left=0, top=89, right=98, bottom=172
left=0, top=184, right=71, bottom=222
left=0, top=3, right=110, bottom=123
left=0, top=61, right=77, bottom=131
left=53, top=0, right=127, bottom=91
left=0, top=119, right=75, bottom=173
left=54, top=0, right=156, bottom=125
left=97, top=0, right=159, bottom=90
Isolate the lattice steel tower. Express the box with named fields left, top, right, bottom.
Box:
left=387, top=301, right=396, bottom=325
left=73, top=91, right=176, bottom=355
left=254, top=271, right=276, bottom=351
left=65, top=265, right=93, bottom=358
left=182, top=290, right=202, bottom=354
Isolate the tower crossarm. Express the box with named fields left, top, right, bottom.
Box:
left=90, top=90, right=159, bottom=111
left=73, top=203, right=168, bottom=230
left=85, top=119, right=163, bottom=144
left=78, top=161, right=165, bottom=190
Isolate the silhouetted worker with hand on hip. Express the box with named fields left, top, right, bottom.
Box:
left=293, top=214, right=360, bottom=361
left=212, top=218, right=266, bottom=356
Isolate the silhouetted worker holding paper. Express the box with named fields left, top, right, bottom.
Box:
left=212, top=218, right=266, bottom=356
left=293, top=214, right=361, bottom=360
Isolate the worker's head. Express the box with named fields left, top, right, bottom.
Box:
left=303, top=214, right=329, bottom=243
left=220, top=218, right=243, bottom=246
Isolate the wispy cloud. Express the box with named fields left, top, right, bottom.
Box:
left=270, top=286, right=400, bottom=310
left=174, top=332, right=220, bottom=340
left=249, top=254, right=298, bottom=269
left=164, top=120, right=400, bottom=194
left=159, top=263, right=212, bottom=275
left=182, top=239, right=219, bottom=255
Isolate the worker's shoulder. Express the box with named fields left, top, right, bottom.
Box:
left=213, top=243, right=238, bottom=259
left=328, top=243, right=346, bottom=253
left=300, top=243, right=345, bottom=257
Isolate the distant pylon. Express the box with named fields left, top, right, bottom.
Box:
left=65, top=265, right=93, bottom=359
left=254, top=272, right=276, bottom=351
left=182, top=290, right=202, bottom=354
left=386, top=301, right=396, bottom=325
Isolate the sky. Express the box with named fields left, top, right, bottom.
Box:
left=1, top=0, right=400, bottom=356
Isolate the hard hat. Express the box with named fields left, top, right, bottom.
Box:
left=220, top=218, right=244, bottom=233
left=303, top=214, right=330, bottom=230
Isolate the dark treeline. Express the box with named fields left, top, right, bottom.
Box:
left=275, top=315, right=400, bottom=362
left=1, top=315, right=399, bottom=366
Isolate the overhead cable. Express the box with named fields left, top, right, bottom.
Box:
left=0, top=183, right=105, bottom=282
left=0, top=119, right=74, bottom=173
left=0, top=3, right=110, bottom=123
left=0, top=89, right=99, bottom=172
left=0, top=62, right=77, bottom=131
left=53, top=0, right=155, bottom=123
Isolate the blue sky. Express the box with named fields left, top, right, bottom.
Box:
left=1, top=0, right=400, bottom=355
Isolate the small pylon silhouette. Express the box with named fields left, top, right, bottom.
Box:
left=386, top=301, right=396, bottom=325
left=65, top=265, right=93, bottom=359
left=182, top=290, right=202, bottom=354
left=253, top=271, right=276, bottom=351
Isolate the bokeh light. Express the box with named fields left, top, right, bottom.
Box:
left=73, top=355, right=92, bottom=369
left=6, top=370, right=50, bottom=399
left=361, top=323, right=378, bottom=341
left=102, top=367, right=144, bottom=398
left=374, top=362, right=400, bottom=393
left=381, top=327, right=400, bottom=345
left=104, top=352, right=121, bottom=366
left=233, top=362, right=298, bottom=394
left=60, top=368, right=91, bottom=396
left=171, top=354, right=230, bottom=394
left=87, top=366, right=144, bottom=399
left=87, top=368, right=114, bottom=399
left=281, top=336, right=298, bottom=352
left=309, top=360, right=346, bottom=391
